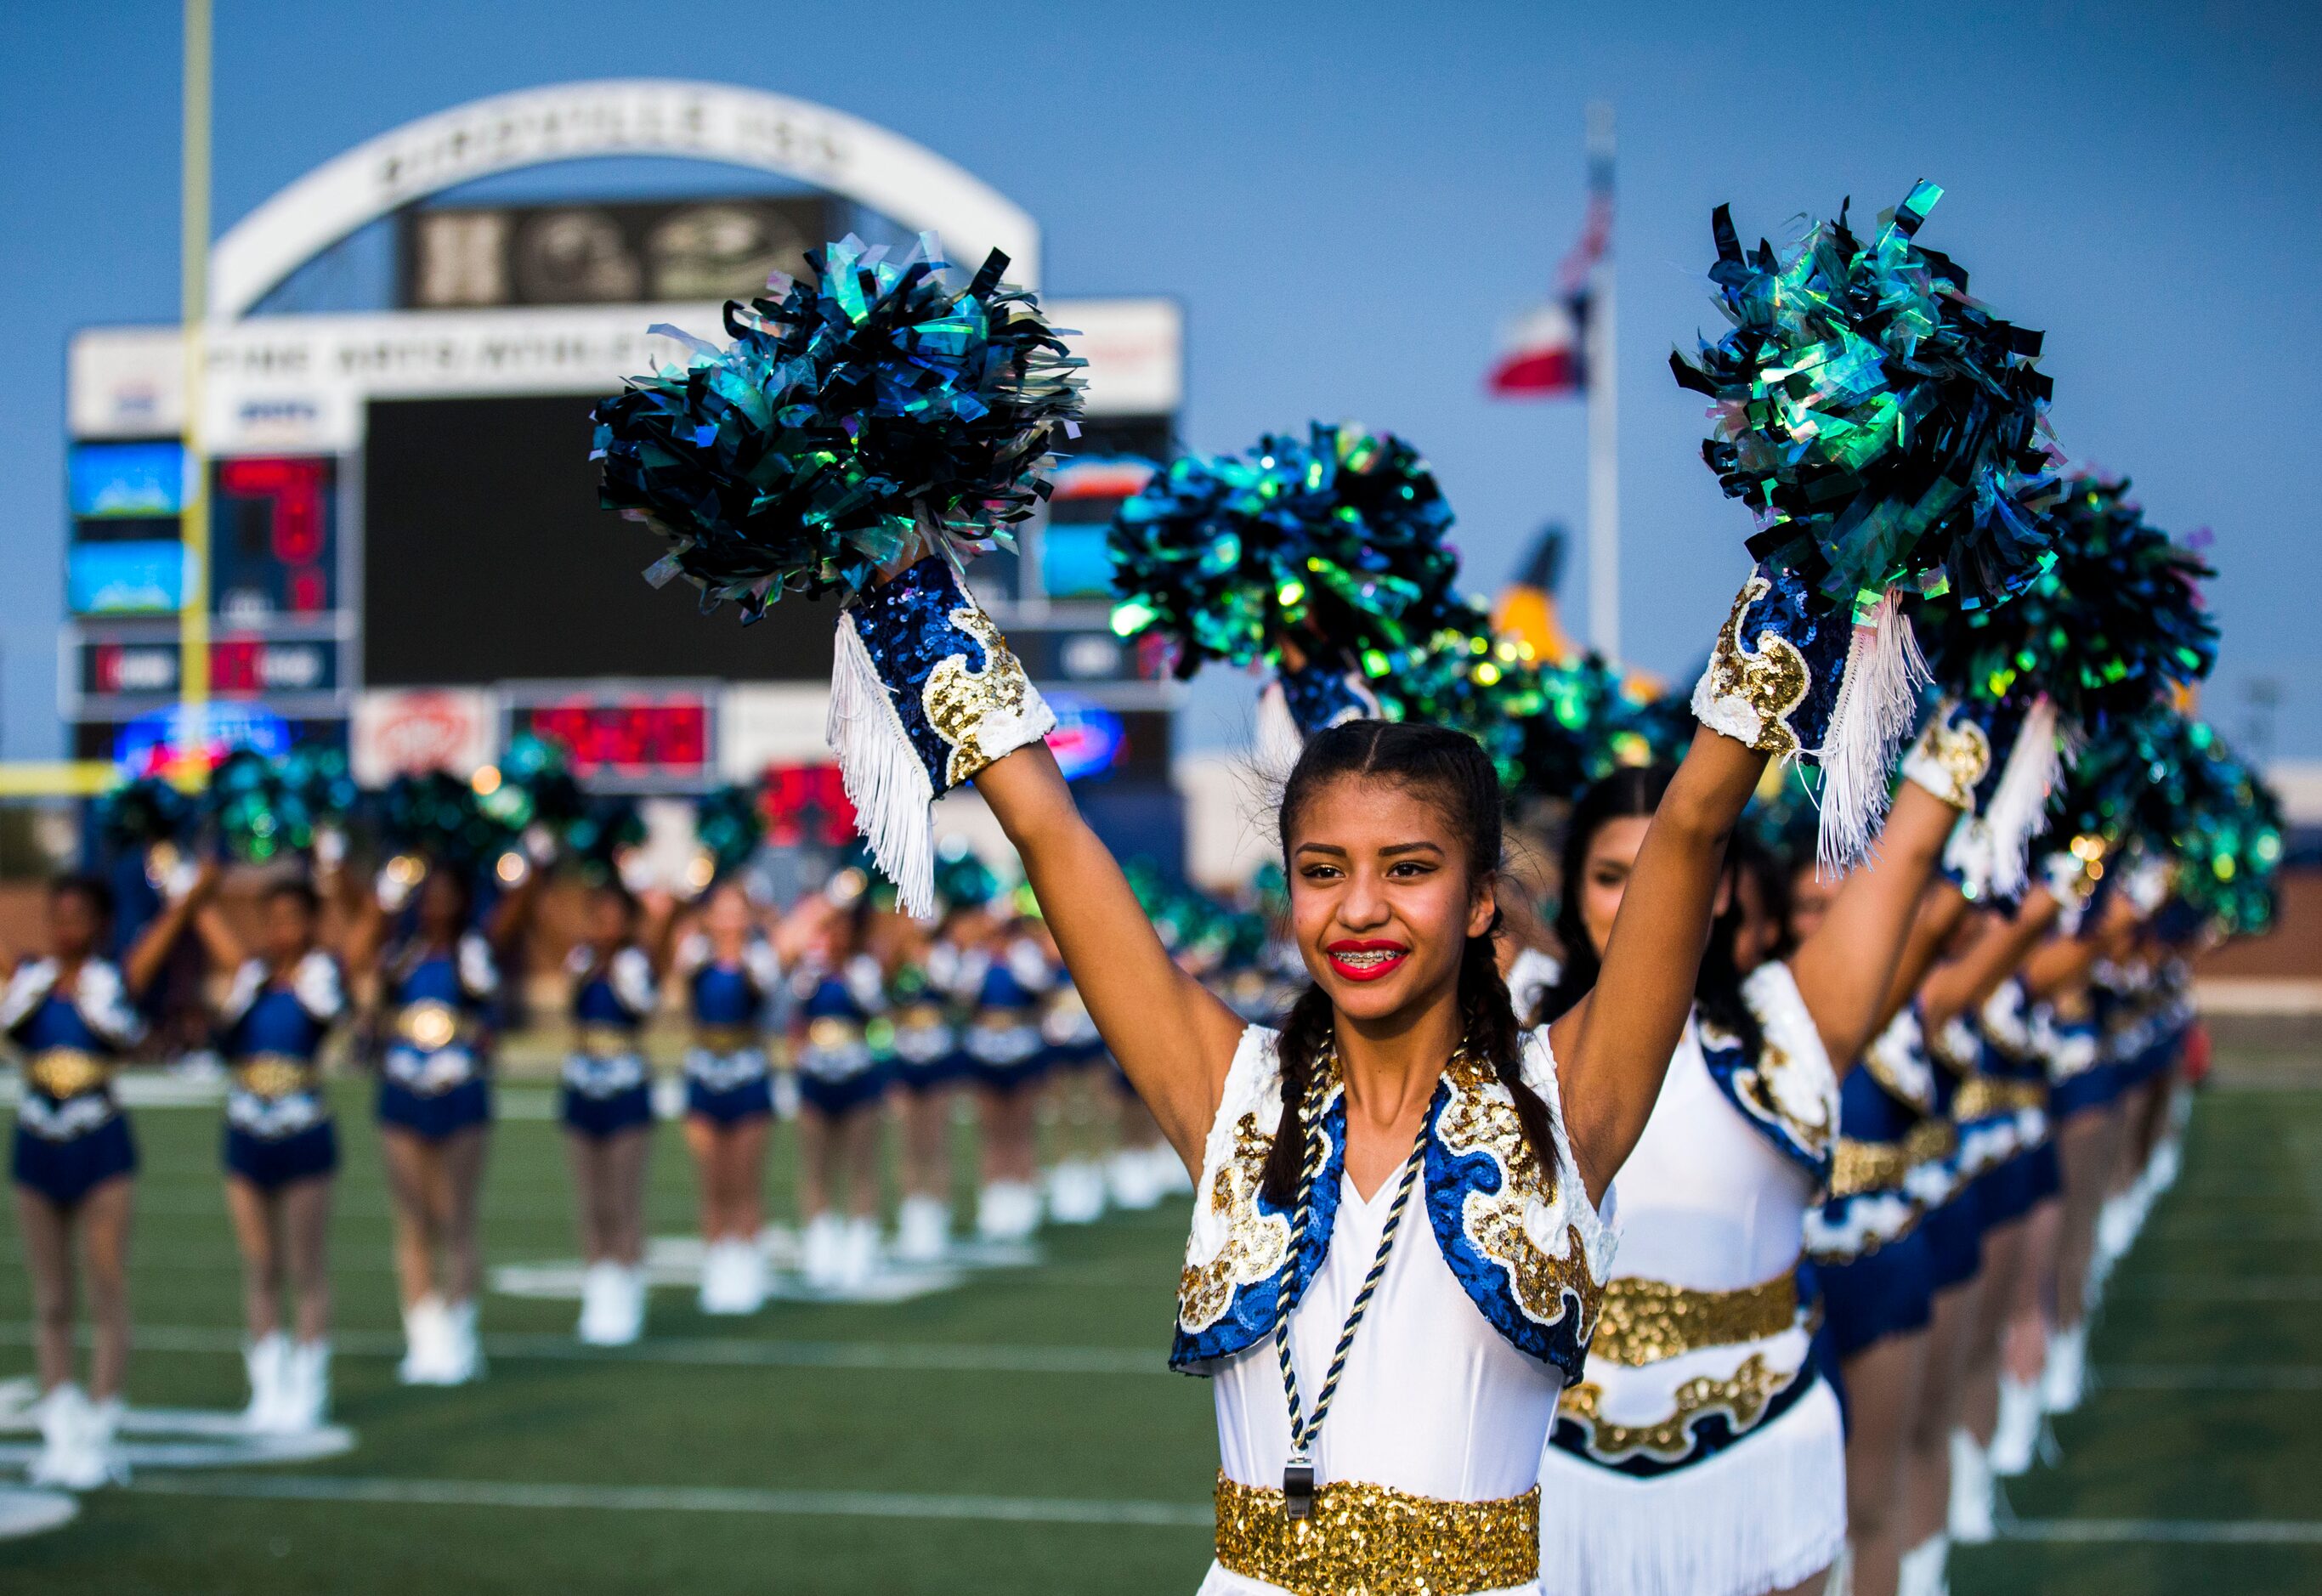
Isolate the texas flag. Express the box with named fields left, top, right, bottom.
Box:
left=1487, top=296, right=1588, bottom=397
left=1488, top=177, right=1610, bottom=399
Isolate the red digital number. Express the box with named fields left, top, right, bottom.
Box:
left=216, top=457, right=329, bottom=590
left=525, top=698, right=705, bottom=778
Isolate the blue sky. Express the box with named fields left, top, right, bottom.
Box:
left=3, top=0, right=2317, bottom=761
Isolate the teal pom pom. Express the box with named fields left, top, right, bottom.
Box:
left=1673, top=183, right=2063, bottom=612
left=592, top=235, right=1085, bottom=620
left=564, top=796, right=648, bottom=883
left=692, top=784, right=766, bottom=880
left=98, top=774, right=194, bottom=855
left=932, top=837, right=997, bottom=913
left=1922, top=473, right=2216, bottom=730
left=373, top=771, right=501, bottom=869
left=1106, top=422, right=1467, bottom=680
left=478, top=733, right=586, bottom=836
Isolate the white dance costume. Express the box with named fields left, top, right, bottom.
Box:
left=1181, top=1024, right=1614, bottom=1596
left=1537, top=962, right=1845, bottom=1596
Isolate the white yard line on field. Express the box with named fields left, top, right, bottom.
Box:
left=123, top=1471, right=1212, bottom=1527
left=0, top=1322, right=1168, bottom=1375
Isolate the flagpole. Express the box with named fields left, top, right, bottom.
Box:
left=178, top=0, right=212, bottom=772
left=1583, top=102, right=1618, bottom=659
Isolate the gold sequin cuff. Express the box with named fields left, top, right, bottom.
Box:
left=1212, top=1472, right=1539, bottom=1596
left=1901, top=700, right=1994, bottom=812
left=1589, top=1270, right=1799, bottom=1367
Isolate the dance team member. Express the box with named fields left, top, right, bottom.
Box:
left=960, top=910, right=1053, bottom=1243
left=8, top=872, right=187, bottom=1487
left=788, top=895, right=889, bottom=1292
left=173, top=868, right=349, bottom=1432
left=559, top=880, right=667, bottom=1347
left=348, top=858, right=535, bottom=1385
left=674, top=880, right=781, bottom=1313
left=886, top=906, right=967, bottom=1263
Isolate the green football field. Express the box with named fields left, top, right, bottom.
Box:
left=1, top=1047, right=2318, bottom=1594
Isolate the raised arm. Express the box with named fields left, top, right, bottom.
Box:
left=1920, top=888, right=2062, bottom=1033
left=1874, top=884, right=1974, bottom=1033
left=1551, top=726, right=1766, bottom=1202
left=122, top=859, right=217, bottom=1000
left=976, top=743, right=1244, bottom=1170
left=190, top=894, right=249, bottom=972
left=1789, top=780, right=1962, bottom=1063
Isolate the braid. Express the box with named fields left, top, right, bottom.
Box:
left=1460, top=913, right=1559, bottom=1169
left=1262, top=982, right=1337, bottom=1207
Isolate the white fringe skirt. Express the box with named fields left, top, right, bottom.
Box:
left=1534, top=1377, right=1846, bottom=1596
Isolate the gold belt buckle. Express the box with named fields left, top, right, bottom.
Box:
left=27, top=1050, right=110, bottom=1100
left=235, top=1055, right=313, bottom=1100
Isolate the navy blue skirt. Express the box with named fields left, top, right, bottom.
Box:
left=686, top=1073, right=774, bottom=1124
left=1975, top=1140, right=2063, bottom=1230
left=796, top=1067, right=890, bottom=1118
left=224, top=1120, right=338, bottom=1188
left=377, top=1077, right=492, bottom=1140
left=1819, top=1227, right=1937, bottom=1361
left=966, top=1054, right=1048, bottom=1094
left=2050, top=1065, right=2121, bottom=1123
left=893, top=1052, right=971, bottom=1095
left=1922, top=1183, right=1985, bottom=1292
left=12, top=1117, right=138, bottom=1206
left=561, top=1082, right=655, bottom=1138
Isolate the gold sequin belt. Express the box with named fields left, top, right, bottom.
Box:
left=395, top=1001, right=474, bottom=1050
left=1589, top=1269, right=1799, bottom=1367
left=692, top=1023, right=757, bottom=1052
left=1212, top=1472, right=1538, bottom=1596
left=25, top=1049, right=113, bottom=1101
left=574, top=1022, right=640, bottom=1059
left=233, top=1054, right=317, bottom=1100
left=1954, top=1077, right=2047, bottom=1121
left=1832, top=1118, right=1956, bottom=1197
left=806, top=1016, right=865, bottom=1050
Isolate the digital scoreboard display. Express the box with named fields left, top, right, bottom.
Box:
left=508, top=693, right=711, bottom=784
left=361, top=394, right=838, bottom=688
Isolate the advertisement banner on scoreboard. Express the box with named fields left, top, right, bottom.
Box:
left=351, top=687, right=501, bottom=784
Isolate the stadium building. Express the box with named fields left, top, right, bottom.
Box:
left=61, top=79, right=1188, bottom=869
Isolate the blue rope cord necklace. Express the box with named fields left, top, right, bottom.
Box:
left=1271, top=1039, right=1433, bottom=1521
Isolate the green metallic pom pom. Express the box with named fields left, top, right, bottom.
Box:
left=1105, top=422, right=1470, bottom=681
left=1674, top=183, right=2063, bottom=613
left=592, top=234, right=1085, bottom=620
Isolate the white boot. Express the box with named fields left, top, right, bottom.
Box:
left=2096, top=1193, right=2138, bottom=1270
left=280, top=1339, right=331, bottom=1432
left=399, top=1295, right=450, bottom=1386
left=801, top=1213, right=847, bottom=1292
left=83, top=1395, right=127, bottom=1487
left=1990, top=1374, right=2043, bottom=1476
left=603, top=1265, right=647, bottom=1346
left=441, top=1299, right=484, bottom=1384
left=243, top=1332, right=291, bottom=1431
left=1048, top=1160, right=1105, bottom=1225
left=894, top=1195, right=949, bottom=1264
left=1151, top=1144, right=1193, bottom=1196
left=976, top=1182, right=1012, bottom=1242
left=837, top=1216, right=880, bottom=1292
left=725, top=1238, right=767, bottom=1313
left=26, top=1385, right=93, bottom=1490
left=1897, top=1531, right=1949, bottom=1596
left=1107, top=1148, right=1162, bottom=1211
left=578, top=1261, right=626, bottom=1346
left=2042, top=1321, right=2089, bottom=1414
left=1947, top=1426, right=1996, bottom=1542
left=698, top=1240, right=742, bottom=1314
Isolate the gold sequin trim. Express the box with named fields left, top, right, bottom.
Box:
left=1704, top=575, right=1810, bottom=756
left=1177, top=1098, right=1306, bottom=1335
left=1560, top=1351, right=1796, bottom=1461
left=233, top=1054, right=315, bottom=1101
left=1701, top=1024, right=1834, bottom=1163
left=1831, top=1136, right=1915, bottom=1198
left=575, top=1023, right=637, bottom=1059
left=1904, top=1118, right=1957, bottom=1167
left=923, top=605, right=1039, bottom=787
left=1589, top=1271, right=1798, bottom=1367
left=1436, top=1053, right=1603, bottom=1342
left=25, top=1049, right=111, bottom=1100
left=1913, top=710, right=1993, bottom=809
left=1212, top=1471, right=1539, bottom=1596
left=1954, top=1077, right=2047, bottom=1120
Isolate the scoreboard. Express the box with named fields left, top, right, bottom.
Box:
left=65, top=275, right=1185, bottom=796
